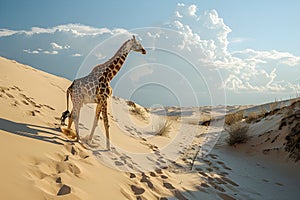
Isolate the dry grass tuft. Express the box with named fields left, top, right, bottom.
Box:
left=225, top=111, right=244, bottom=125
left=246, top=111, right=260, bottom=123
left=127, top=100, right=148, bottom=120
left=156, top=119, right=172, bottom=137
left=226, top=123, right=249, bottom=146
left=127, top=100, right=136, bottom=108
left=281, top=106, right=300, bottom=162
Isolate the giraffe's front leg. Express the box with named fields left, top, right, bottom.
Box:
left=102, top=101, right=110, bottom=150
left=88, top=104, right=102, bottom=142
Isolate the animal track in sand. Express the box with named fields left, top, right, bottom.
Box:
left=0, top=85, right=58, bottom=125
left=140, top=173, right=154, bottom=189
left=130, top=185, right=145, bottom=195
left=23, top=143, right=93, bottom=197
left=25, top=156, right=80, bottom=196
left=163, top=182, right=175, bottom=190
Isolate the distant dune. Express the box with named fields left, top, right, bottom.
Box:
left=0, top=56, right=299, bottom=200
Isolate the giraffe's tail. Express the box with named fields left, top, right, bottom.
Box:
left=60, top=86, right=71, bottom=126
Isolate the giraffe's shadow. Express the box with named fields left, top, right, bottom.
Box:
left=0, top=118, right=67, bottom=145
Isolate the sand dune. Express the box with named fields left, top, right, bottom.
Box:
left=0, top=56, right=299, bottom=199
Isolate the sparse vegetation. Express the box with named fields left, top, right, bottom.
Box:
left=245, top=111, right=259, bottom=123
left=226, top=123, right=249, bottom=146
left=127, top=100, right=136, bottom=108
left=156, top=119, right=172, bottom=137
left=269, top=101, right=279, bottom=112
left=225, top=111, right=244, bottom=125
left=127, top=100, right=148, bottom=121
left=280, top=103, right=300, bottom=162
left=259, top=106, right=267, bottom=117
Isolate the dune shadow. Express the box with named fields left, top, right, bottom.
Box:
left=0, top=118, right=67, bottom=145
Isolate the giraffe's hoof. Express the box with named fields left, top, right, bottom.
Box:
left=61, top=127, right=77, bottom=139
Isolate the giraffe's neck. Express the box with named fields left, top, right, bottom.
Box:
left=92, top=39, right=131, bottom=81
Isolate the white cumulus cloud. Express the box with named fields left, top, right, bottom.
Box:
left=50, top=42, right=63, bottom=50
left=188, top=5, right=197, bottom=16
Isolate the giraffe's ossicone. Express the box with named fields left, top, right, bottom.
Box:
left=61, top=35, right=146, bottom=150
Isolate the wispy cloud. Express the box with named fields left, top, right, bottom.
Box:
left=23, top=48, right=58, bottom=55
left=0, top=24, right=129, bottom=37
left=43, top=50, right=58, bottom=55
left=0, top=29, right=17, bottom=37
left=23, top=49, right=39, bottom=54
left=94, top=52, right=106, bottom=60
left=229, top=37, right=250, bottom=44
left=71, top=53, right=82, bottom=57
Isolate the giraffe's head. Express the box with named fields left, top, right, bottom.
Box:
left=130, top=35, right=146, bottom=54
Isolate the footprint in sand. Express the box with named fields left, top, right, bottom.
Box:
left=220, top=176, right=239, bottom=187
left=161, top=175, right=168, bottom=179
left=6, top=92, right=14, bottom=98
left=140, top=173, right=154, bottom=189
left=115, top=160, right=124, bottom=166
left=129, top=173, right=136, bottom=178
left=130, top=185, right=145, bottom=195
left=155, top=168, right=163, bottom=174
left=149, top=172, right=156, bottom=177
left=57, top=184, right=71, bottom=196
left=163, top=182, right=175, bottom=190
left=24, top=153, right=82, bottom=198
left=21, top=100, right=29, bottom=105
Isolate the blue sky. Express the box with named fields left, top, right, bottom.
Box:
left=0, top=0, right=299, bottom=106
left=1, top=0, right=299, bottom=54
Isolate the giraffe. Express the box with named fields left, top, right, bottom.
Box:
left=60, top=35, right=146, bottom=150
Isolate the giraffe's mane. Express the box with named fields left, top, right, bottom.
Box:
left=92, top=38, right=132, bottom=70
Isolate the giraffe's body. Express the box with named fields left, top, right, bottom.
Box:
left=61, top=36, right=146, bottom=149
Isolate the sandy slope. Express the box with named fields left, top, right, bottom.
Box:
left=0, top=56, right=299, bottom=200
left=0, top=57, right=129, bottom=199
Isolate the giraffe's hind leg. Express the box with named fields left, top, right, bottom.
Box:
left=67, top=110, right=74, bottom=130
left=88, top=103, right=102, bottom=142
left=63, top=108, right=81, bottom=141
left=73, top=108, right=81, bottom=142
left=102, top=100, right=110, bottom=150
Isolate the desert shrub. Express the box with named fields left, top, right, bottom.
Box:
left=284, top=119, right=300, bottom=162
left=259, top=106, right=267, bottom=117
left=269, top=101, right=279, bottom=112
left=226, top=124, right=249, bottom=146
left=127, top=100, right=136, bottom=108
left=225, top=111, right=244, bottom=125
left=156, top=119, right=172, bottom=137
left=246, top=111, right=259, bottom=123
left=130, top=106, right=148, bottom=121
left=127, top=100, right=149, bottom=120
